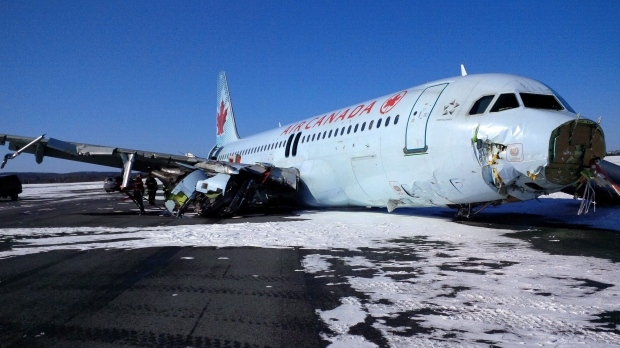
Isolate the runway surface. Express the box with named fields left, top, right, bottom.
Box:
left=0, top=183, right=619, bottom=347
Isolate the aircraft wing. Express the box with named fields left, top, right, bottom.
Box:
left=0, top=133, right=207, bottom=172
left=0, top=133, right=300, bottom=217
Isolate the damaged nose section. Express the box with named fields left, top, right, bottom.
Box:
left=546, top=119, right=606, bottom=186
left=471, top=117, right=606, bottom=206
left=460, top=118, right=607, bottom=218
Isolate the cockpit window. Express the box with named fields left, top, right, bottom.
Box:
left=490, top=93, right=520, bottom=112
left=520, top=93, right=564, bottom=111
left=548, top=88, right=575, bottom=113
left=469, top=95, right=494, bottom=115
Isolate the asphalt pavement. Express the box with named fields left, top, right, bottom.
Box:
left=0, top=193, right=323, bottom=348
left=1, top=188, right=619, bottom=347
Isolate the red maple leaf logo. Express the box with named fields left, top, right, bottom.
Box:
left=217, top=101, right=227, bottom=135
left=380, top=91, right=407, bottom=114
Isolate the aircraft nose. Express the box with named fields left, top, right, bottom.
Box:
left=545, top=119, right=606, bottom=185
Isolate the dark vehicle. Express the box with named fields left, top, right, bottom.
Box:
left=0, top=175, right=22, bottom=201
left=103, top=176, right=123, bottom=192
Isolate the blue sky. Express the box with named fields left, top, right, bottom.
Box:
left=1, top=1, right=618, bottom=172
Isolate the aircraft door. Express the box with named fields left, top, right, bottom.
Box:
left=350, top=136, right=391, bottom=205
left=404, top=83, right=448, bottom=154
left=351, top=156, right=390, bottom=205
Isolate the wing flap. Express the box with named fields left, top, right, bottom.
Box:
left=47, top=138, right=79, bottom=156
left=76, top=145, right=116, bottom=156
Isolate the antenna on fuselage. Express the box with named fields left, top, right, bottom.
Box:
left=461, top=64, right=468, bottom=76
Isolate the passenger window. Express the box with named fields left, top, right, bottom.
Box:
left=312, top=134, right=316, bottom=141
left=377, top=118, right=382, bottom=128
left=490, top=93, right=519, bottom=112
left=469, top=95, right=495, bottom=115
left=520, top=93, right=564, bottom=110
left=361, top=122, right=366, bottom=131
left=394, top=115, right=399, bottom=124
left=354, top=124, right=358, bottom=133
left=385, top=117, right=391, bottom=126
left=347, top=125, right=352, bottom=134
left=323, top=131, right=327, bottom=139
left=328, top=130, right=332, bottom=138
left=341, top=127, right=345, bottom=136
left=369, top=120, right=374, bottom=129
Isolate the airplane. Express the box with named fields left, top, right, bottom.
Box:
left=0, top=67, right=614, bottom=218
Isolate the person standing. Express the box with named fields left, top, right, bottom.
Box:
left=145, top=173, right=158, bottom=205
left=134, top=174, right=146, bottom=215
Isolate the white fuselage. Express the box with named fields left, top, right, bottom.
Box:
left=214, top=74, right=602, bottom=209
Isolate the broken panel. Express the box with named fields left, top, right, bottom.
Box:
left=547, top=119, right=606, bottom=185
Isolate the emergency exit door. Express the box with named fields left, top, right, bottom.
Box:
left=404, top=83, right=448, bottom=154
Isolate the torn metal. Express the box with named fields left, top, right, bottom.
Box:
left=162, top=162, right=300, bottom=218
left=1, top=134, right=45, bottom=169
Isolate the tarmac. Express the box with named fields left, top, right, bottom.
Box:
left=0, top=193, right=324, bottom=348
left=0, top=188, right=619, bottom=347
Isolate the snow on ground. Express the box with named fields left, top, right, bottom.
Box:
left=1, top=179, right=620, bottom=346
left=17, top=181, right=111, bottom=202
left=607, top=155, right=620, bottom=166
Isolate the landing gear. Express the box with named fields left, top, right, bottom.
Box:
left=453, top=201, right=500, bottom=220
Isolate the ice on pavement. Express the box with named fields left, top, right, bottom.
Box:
left=1, top=163, right=619, bottom=346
